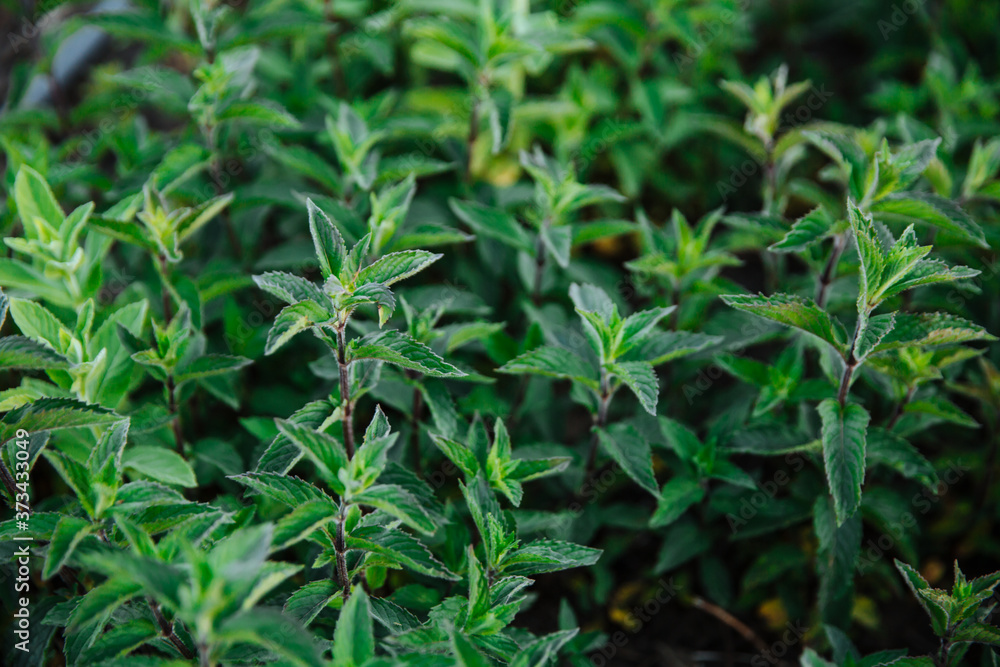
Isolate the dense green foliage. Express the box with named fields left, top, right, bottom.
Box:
left=2, top=0, right=1000, bottom=665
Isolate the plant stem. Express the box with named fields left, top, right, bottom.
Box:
left=0, top=459, right=18, bottom=502
left=583, top=370, right=611, bottom=480
left=761, top=142, right=777, bottom=216
left=837, top=361, right=855, bottom=406
left=838, top=313, right=866, bottom=406
left=532, top=245, right=546, bottom=306
left=691, top=596, right=771, bottom=655
left=336, top=326, right=355, bottom=458
left=816, top=233, right=846, bottom=308
left=209, top=157, right=244, bottom=260
left=167, top=375, right=184, bottom=454
left=335, top=504, right=351, bottom=600
left=669, top=288, right=681, bottom=330
left=158, top=255, right=173, bottom=322
left=886, top=385, right=915, bottom=429
left=465, top=98, right=480, bottom=184
left=150, top=599, right=195, bottom=659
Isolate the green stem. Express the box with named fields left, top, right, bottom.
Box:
left=465, top=98, right=480, bottom=184
left=335, top=503, right=351, bottom=600
left=761, top=141, right=777, bottom=215
left=336, top=326, right=356, bottom=459
left=150, top=599, right=195, bottom=659
left=157, top=255, right=173, bottom=322
left=532, top=231, right=547, bottom=305
left=167, top=375, right=184, bottom=454
left=583, top=370, right=612, bottom=480
left=886, top=385, right=915, bottom=429
left=838, top=313, right=866, bottom=406
left=816, top=233, right=846, bottom=308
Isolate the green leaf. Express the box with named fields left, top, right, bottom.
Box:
left=307, top=199, right=347, bottom=279
left=348, top=330, right=465, bottom=377
left=649, top=477, right=705, bottom=528
left=1, top=398, right=117, bottom=443
left=815, top=497, right=862, bottom=627
left=173, top=354, right=251, bottom=385
left=506, top=457, right=571, bottom=483
left=721, top=293, right=845, bottom=354
left=81, top=619, right=158, bottom=662
left=350, top=411, right=398, bottom=486
left=66, top=578, right=142, bottom=631
left=216, top=609, right=322, bottom=667
left=854, top=313, right=896, bottom=361
left=429, top=433, right=480, bottom=479
left=817, top=399, right=869, bottom=525
left=448, top=198, right=533, bottom=253
left=866, top=428, right=938, bottom=489
left=502, top=539, right=602, bottom=576
left=596, top=425, right=658, bottom=496
left=0, top=335, right=70, bottom=369
left=881, top=313, right=997, bottom=353
left=348, top=526, right=459, bottom=580
left=895, top=560, right=950, bottom=636
left=613, top=307, right=674, bottom=356
left=264, top=301, right=331, bottom=355
left=122, top=446, right=197, bottom=487
left=352, top=484, right=437, bottom=535
left=8, top=297, right=65, bottom=350
left=273, top=499, right=336, bottom=549
left=871, top=192, right=987, bottom=248
left=88, top=420, right=129, bottom=515
left=904, top=396, right=978, bottom=428
left=265, top=143, right=342, bottom=193
left=770, top=207, right=837, bottom=252
left=452, top=632, right=491, bottom=667
left=540, top=225, right=572, bottom=268
left=43, top=515, right=93, bottom=579
left=177, top=193, right=234, bottom=243
left=254, top=399, right=336, bottom=475
left=284, top=580, right=340, bottom=626
left=510, top=629, right=579, bottom=667
left=217, top=100, right=299, bottom=128
left=275, top=420, right=349, bottom=491
left=369, top=597, right=422, bottom=633
left=231, top=472, right=331, bottom=507
left=952, top=623, right=1000, bottom=645
left=610, top=361, right=659, bottom=415
left=356, top=250, right=442, bottom=287
left=14, top=165, right=63, bottom=234
left=621, top=331, right=721, bottom=365
left=333, top=589, right=375, bottom=666
left=497, top=346, right=597, bottom=389
left=253, top=271, right=327, bottom=306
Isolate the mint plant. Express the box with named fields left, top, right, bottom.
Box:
left=3, top=2, right=1000, bottom=665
